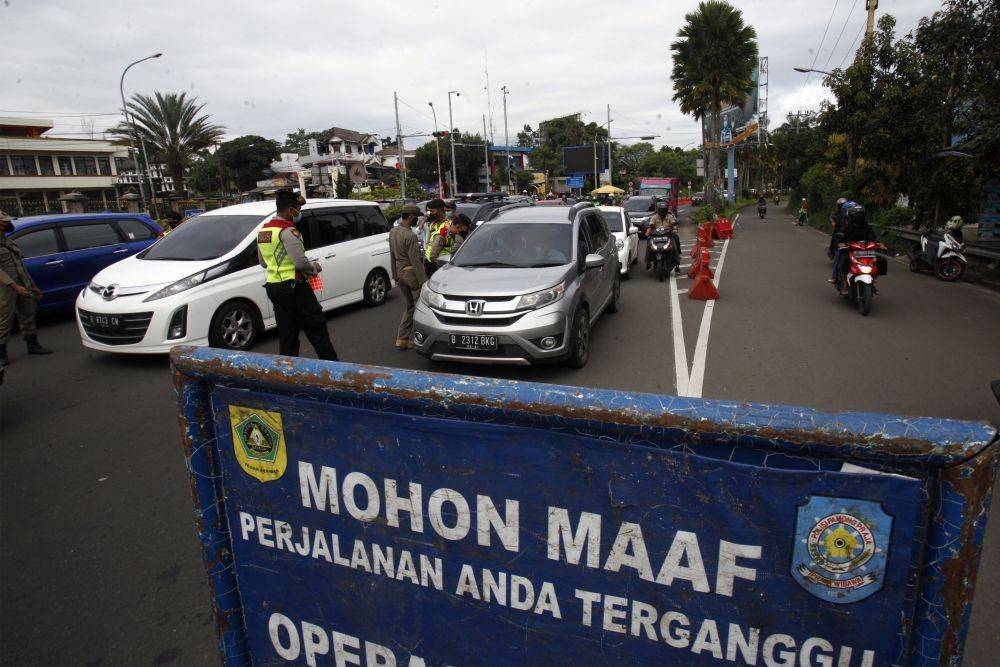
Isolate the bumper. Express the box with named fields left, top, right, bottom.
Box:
left=75, top=289, right=209, bottom=354
left=412, top=301, right=570, bottom=365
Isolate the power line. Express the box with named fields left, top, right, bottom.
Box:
left=838, top=21, right=867, bottom=69
left=823, top=0, right=860, bottom=72
left=791, top=0, right=841, bottom=112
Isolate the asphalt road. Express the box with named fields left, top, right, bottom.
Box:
left=2, top=204, right=999, bottom=665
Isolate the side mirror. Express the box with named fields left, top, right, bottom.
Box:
left=436, top=253, right=452, bottom=267
left=628, top=226, right=639, bottom=235
left=585, top=253, right=606, bottom=269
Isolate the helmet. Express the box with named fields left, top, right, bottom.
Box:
left=836, top=197, right=847, bottom=208
left=655, top=201, right=669, bottom=214
left=842, top=200, right=857, bottom=211
left=846, top=205, right=866, bottom=225
left=946, top=215, right=963, bottom=231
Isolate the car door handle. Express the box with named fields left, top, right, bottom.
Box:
left=45, top=259, right=64, bottom=266
left=324, top=253, right=336, bottom=259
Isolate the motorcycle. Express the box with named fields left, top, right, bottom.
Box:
left=835, top=241, right=886, bottom=316
left=757, top=204, right=766, bottom=219
left=906, top=231, right=966, bottom=282
left=648, top=227, right=676, bottom=282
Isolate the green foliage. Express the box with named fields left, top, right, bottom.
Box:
left=637, top=147, right=699, bottom=184
left=528, top=115, right=609, bottom=177
left=382, top=206, right=403, bottom=225
left=515, top=170, right=534, bottom=192
left=872, top=206, right=916, bottom=232
left=216, top=135, right=280, bottom=192
left=335, top=175, right=351, bottom=199
left=109, top=91, right=225, bottom=195
left=186, top=155, right=220, bottom=195
left=410, top=132, right=488, bottom=192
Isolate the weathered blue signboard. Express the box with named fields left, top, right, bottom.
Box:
left=172, top=347, right=998, bottom=666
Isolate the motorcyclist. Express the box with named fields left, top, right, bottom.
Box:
left=828, top=198, right=849, bottom=256
left=645, top=201, right=681, bottom=273
left=797, top=198, right=809, bottom=226
left=757, top=195, right=767, bottom=216
left=832, top=205, right=886, bottom=293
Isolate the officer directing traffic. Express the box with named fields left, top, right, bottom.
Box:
left=256, top=191, right=339, bottom=361
left=0, top=211, right=52, bottom=366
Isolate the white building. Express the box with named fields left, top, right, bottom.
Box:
left=0, top=117, right=133, bottom=215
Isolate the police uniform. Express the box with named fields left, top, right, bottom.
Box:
left=0, top=211, right=52, bottom=365
left=389, top=205, right=429, bottom=349
left=256, top=192, right=338, bottom=360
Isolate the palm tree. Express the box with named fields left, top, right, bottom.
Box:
left=111, top=92, right=225, bottom=196
left=671, top=1, right=758, bottom=206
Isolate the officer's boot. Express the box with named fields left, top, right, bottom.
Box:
left=0, top=344, right=8, bottom=367
left=25, top=335, right=52, bottom=355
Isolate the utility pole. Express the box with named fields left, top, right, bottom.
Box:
left=501, top=85, right=511, bottom=193
left=394, top=92, right=406, bottom=199
left=428, top=102, right=444, bottom=195
left=592, top=139, right=598, bottom=192
left=606, top=103, right=612, bottom=187
left=447, top=90, right=460, bottom=196
left=482, top=114, right=491, bottom=192
left=865, top=0, right=878, bottom=41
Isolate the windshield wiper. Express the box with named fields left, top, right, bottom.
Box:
left=527, top=262, right=568, bottom=268
left=455, top=261, right=524, bottom=268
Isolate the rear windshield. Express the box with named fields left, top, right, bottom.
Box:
left=453, top=222, right=571, bottom=268
left=623, top=198, right=653, bottom=213
left=600, top=211, right=624, bottom=232
left=142, top=215, right=264, bottom=260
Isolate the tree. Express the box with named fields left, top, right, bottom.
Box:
left=516, top=124, right=538, bottom=147
left=409, top=131, right=489, bottom=192
left=529, top=115, right=609, bottom=178
left=216, top=135, right=280, bottom=192
left=186, top=154, right=221, bottom=194
left=671, top=1, right=758, bottom=206
left=515, top=170, right=534, bottom=193
left=109, top=92, right=225, bottom=195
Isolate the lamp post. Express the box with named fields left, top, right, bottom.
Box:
left=428, top=102, right=445, bottom=196
left=793, top=66, right=838, bottom=77
left=119, top=53, right=162, bottom=215
left=447, top=90, right=460, bottom=196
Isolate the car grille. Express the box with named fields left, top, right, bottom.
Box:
left=79, top=309, right=154, bottom=345
left=435, top=312, right=525, bottom=327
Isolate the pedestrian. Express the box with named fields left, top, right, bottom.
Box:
left=256, top=191, right=339, bottom=361
left=423, top=198, right=448, bottom=274
left=389, top=205, right=429, bottom=350
left=0, top=211, right=52, bottom=366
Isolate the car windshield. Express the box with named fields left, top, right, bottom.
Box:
left=142, top=214, right=264, bottom=260
left=453, top=222, right=571, bottom=268
left=641, top=188, right=670, bottom=197
left=623, top=199, right=653, bottom=213
left=600, top=211, right=624, bottom=232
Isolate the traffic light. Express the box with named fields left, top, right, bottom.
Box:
left=433, top=131, right=450, bottom=138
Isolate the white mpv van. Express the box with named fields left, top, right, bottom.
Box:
left=76, top=199, right=392, bottom=353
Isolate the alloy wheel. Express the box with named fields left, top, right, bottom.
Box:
left=221, top=307, right=254, bottom=348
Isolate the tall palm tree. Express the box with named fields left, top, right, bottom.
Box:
left=671, top=1, right=758, bottom=206
left=111, top=92, right=225, bottom=196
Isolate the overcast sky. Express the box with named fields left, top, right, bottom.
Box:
left=2, top=0, right=940, bottom=151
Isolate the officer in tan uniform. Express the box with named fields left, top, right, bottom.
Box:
left=389, top=205, right=428, bottom=349
left=0, top=211, right=53, bottom=366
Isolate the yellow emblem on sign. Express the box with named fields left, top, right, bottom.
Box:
left=229, top=405, right=287, bottom=482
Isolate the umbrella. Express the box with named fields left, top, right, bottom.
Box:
left=591, top=185, right=624, bottom=195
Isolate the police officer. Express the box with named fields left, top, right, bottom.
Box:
left=389, top=205, right=428, bottom=349
left=0, top=211, right=52, bottom=366
left=256, top=191, right=339, bottom=360
left=423, top=198, right=448, bottom=274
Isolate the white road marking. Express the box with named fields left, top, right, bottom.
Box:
left=668, top=273, right=690, bottom=395
left=685, top=238, right=730, bottom=398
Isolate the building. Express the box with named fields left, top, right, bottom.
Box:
left=114, top=159, right=176, bottom=196
left=0, top=116, right=133, bottom=216
left=374, top=144, right=416, bottom=169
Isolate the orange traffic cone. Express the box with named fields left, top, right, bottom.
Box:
left=688, top=248, right=701, bottom=278
left=690, top=234, right=701, bottom=258
left=700, top=223, right=716, bottom=247
left=688, top=248, right=719, bottom=300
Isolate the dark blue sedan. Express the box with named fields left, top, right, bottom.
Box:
left=5, top=212, right=162, bottom=312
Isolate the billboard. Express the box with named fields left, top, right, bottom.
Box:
left=562, top=144, right=606, bottom=174
left=704, top=59, right=761, bottom=147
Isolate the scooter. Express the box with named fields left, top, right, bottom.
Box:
left=834, top=241, right=886, bottom=316
left=757, top=204, right=766, bottom=219
left=907, top=231, right=967, bottom=282
left=648, top=228, right=677, bottom=282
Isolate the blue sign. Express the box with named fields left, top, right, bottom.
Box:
left=184, top=208, right=205, bottom=218
left=566, top=176, right=584, bottom=188
left=172, top=347, right=998, bottom=667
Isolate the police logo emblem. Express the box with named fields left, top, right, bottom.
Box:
left=791, top=496, right=892, bottom=604
left=229, top=406, right=287, bottom=482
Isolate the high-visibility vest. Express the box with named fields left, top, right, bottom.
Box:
left=424, top=220, right=451, bottom=261
left=257, top=218, right=299, bottom=283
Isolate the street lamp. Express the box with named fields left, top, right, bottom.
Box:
left=447, top=90, right=460, bottom=197
left=119, top=53, right=161, bottom=215
left=428, top=102, right=444, bottom=196
left=794, top=66, right=837, bottom=77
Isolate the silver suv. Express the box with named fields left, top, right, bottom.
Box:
left=413, top=203, right=621, bottom=367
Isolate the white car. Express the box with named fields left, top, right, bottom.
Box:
left=599, top=206, right=639, bottom=277
left=76, top=199, right=393, bottom=354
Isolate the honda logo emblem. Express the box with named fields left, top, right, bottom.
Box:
left=465, top=299, right=486, bottom=316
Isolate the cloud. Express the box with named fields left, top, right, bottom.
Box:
left=0, top=0, right=938, bottom=148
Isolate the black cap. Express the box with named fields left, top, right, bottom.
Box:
left=400, top=204, right=421, bottom=217
left=276, top=190, right=305, bottom=211
left=427, top=198, right=446, bottom=210
left=444, top=200, right=457, bottom=210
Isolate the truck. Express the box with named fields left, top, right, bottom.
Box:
left=638, top=177, right=679, bottom=212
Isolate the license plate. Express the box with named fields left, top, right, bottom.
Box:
left=449, top=334, right=498, bottom=351
left=854, top=251, right=876, bottom=258
left=88, top=314, right=121, bottom=330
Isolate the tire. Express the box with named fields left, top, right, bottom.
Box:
left=656, top=258, right=666, bottom=282
left=363, top=269, right=390, bottom=306
left=566, top=307, right=590, bottom=369
left=209, top=300, right=262, bottom=351
left=935, top=259, right=964, bottom=282
left=857, top=283, right=873, bottom=316
left=909, top=259, right=920, bottom=272
left=607, top=274, right=621, bottom=313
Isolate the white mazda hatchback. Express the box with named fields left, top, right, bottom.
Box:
left=76, top=199, right=392, bottom=354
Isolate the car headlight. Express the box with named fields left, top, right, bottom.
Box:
left=516, top=282, right=565, bottom=310
left=144, top=260, right=233, bottom=302
left=615, top=238, right=625, bottom=250
left=419, top=283, right=447, bottom=309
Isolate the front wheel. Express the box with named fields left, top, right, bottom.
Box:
left=856, top=283, right=873, bottom=316
left=363, top=269, right=390, bottom=306
left=566, top=307, right=590, bottom=369
left=935, top=259, right=964, bottom=282
left=209, top=300, right=262, bottom=351
left=656, top=258, right=666, bottom=282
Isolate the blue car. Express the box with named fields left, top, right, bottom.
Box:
left=5, top=212, right=163, bottom=312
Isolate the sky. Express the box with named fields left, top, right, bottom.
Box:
left=1, top=0, right=941, bottom=152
